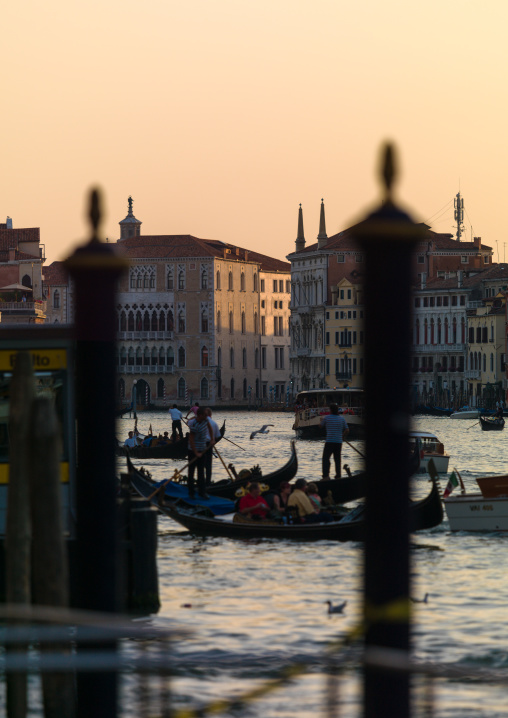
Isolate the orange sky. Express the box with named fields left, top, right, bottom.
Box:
left=2, top=1, right=508, bottom=265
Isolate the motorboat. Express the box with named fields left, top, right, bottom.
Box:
left=450, top=408, right=483, bottom=420
left=444, top=474, right=508, bottom=532
left=410, top=431, right=450, bottom=475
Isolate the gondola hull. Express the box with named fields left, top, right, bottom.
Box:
left=480, top=416, right=505, bottom=431
left=128, top=466, right=443, bottom=541
left=118, top=421, right=226, bottom=459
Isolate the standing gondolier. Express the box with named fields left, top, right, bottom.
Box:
left=188, top=407, right=214, bottom=498
left=168, top=404, right=184, bottom=440
left=320, top=404, right=349, bottom=479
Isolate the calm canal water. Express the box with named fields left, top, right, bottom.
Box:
left=118, top=411, right=508, bottom=717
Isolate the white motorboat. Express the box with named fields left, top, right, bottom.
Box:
left=444, top=475, right=508, bottom=532
left=450, top=408, right=480, bottom=420
left=410, top=431, right=450, bottom=475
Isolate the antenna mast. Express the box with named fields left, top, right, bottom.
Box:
left=454, top=191, right=465, bottom=241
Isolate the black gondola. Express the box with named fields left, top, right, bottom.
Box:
left=128, top=466, right=443, bottom=542
left=118, top=421, right=226, bottom=459
left=115, top=402, right=133, bottom=418
left=480, top=416, right=505, bottom=431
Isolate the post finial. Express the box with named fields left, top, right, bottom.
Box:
left=89, top=188, right=101, bottom=242
left=380, top=142, right=396, bottom=200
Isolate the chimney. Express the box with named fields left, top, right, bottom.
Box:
left=474, top=236, right=481, bottom=249
left=244, top=250, right=249, bottom=261
left=9, top=248, right=15, bottom=261
left=6, top=217, right=12, bottom=229
left=457, top=270, right=463, bottom=288
left=421, top=272, right=426, bottom=289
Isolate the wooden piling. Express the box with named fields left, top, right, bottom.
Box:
left=6, top=351, right=35, bottom=718
left=129, top=498, right=160, bottom=614
left=29, top=396, right=75, bottom=717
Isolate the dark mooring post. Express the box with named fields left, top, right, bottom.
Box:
left=65, top=190, right=128, bottom=718
left=353, top=145, right=424, bottom=718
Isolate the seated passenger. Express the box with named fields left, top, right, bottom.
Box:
left=238, top=482, right=270, bottom=519
left=142, top=434, right=153, bottom=447
left=287, top=479, right=333, bottom=523
left=307, top=482, right=322, bottom=511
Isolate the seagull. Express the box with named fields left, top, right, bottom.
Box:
left=410, top=593, right=429, bottom=604
left=250, top=424, right=274, bottom=440
left=326, top=600, right=347, bottom=615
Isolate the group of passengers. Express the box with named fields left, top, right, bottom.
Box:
left=238, top=478, right=333, bottom=524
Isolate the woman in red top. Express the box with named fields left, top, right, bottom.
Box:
left=238, top=482, right=270, bottom=519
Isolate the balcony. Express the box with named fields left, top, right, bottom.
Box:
left=118, top=364, right=175, bottom=374
left=1, top=301, right=47, bottom=317
left=296, top=348, right=311, bottom=356
left=465, top=369, right=481, bottom=380
left=413, top=343, right=466, bottom=353
left=335, top=372, right=352, bottom=381
left=118, top=331, right=174, bottom=341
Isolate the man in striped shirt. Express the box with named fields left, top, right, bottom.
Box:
left=320, top=404, right=349, bottom=480
left=188, top=407, right=214, bottom=498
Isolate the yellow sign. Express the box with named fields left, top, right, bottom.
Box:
left=0, top=349, right=67, bottom=371
left=0, top=462, right=70, bottom=485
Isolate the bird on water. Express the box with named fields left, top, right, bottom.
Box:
left=326, top=600, right=347, bottom=615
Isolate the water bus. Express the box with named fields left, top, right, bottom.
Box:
left=292, top=388, right=364, bottom=440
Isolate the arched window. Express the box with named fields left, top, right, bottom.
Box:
left=255, top=378, right=259, bottom=398
left=128, top=347, right=134, bottom=366
left=483, top=353, right=486, bottom=372
left=228, top=271, right=233, bottom=290
left=424, top=319, right=428, bottom=345
left=230, top=378, right=235, bottom=399
left=253, top=272, right=258, bottom=291
left=201, top=269, right=208, bottom=290
left=241, top=311, right=246, bottom=334
left=216, top=271, right=221, bottom=290
left=461, top=318, right=466, bottom=344
left=150, top=274, right=155, bottom=289
left=22, top=274, right=32, bottom=288
left=53, top=290, right=60, bottom=309
left=157, top=378, right=165, bottom=398
left=437, top=319, right=442, bottom=344
left=452, top=318, right=457, bottom=343
left=430, top=319, right=434, bottom=345
left=255, top=348, right=259, bottom=369
left=217, top=310, right=221, bottom=332
left=178, top=268, right=185, bottom=290
left=178, top=346, right=186, bottom=367
left=254, top=312, right=259, bottom=334
left=151, top=313, right=158, bottom=332
left=201, top=309, right=208, bottom=333
left=178, top=377, right=186, bottom=399
left=167, top=310, right=174, bottom=332
left=242, top=348, right=247, bottom=368
left=136, top=275, right=142, bottom=289
left=151, top=347, right=157, bottom=365
left=159, top=347, right=165, bottom=365
left=229, top=311, right=233, bottom=333
left=128, top=312, right=135, bottom=332
left=143, top=274, right=149, bottom=288
left=158, top=313, right=166, bottom=332
left=240, top=272, right=245, bottom=291
left=178, top=311, right=185, bottom=333
left=143, top=347, right=150, bottom=365
left=469, top=352, right=473, bottom=370
left=136, top=347, right=142, bottom=366
left=200, top=377, right=209, bottom=399
left=166, top=347, right=174, bottom=366
left=230, top=347, right=234, bottom=368
left=167, top=268, right=174, bottom=290
left=120, top=347, right=127, bottom=365
left=243, top=378, right=247, bottom=398
left=217, top=346, right=222, bottom=367
left=143, top=311, right=150, bottom=332
left=444, top=318, right=449, bottom=344
left=120, top=312, right=126, bottom=332
left=490, top=353, right=494, bottom=371
left=201, top=346, right=209, bottom=367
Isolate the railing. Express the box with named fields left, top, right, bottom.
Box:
left=465, top=369, right=481, bottom=379
left=0, top=301, right=47, bottom=315
left=413, top=343, right=466, bottom=352
left=118, top=364, right=174, bottom=374
left=117, top=331, right=174, bottom=340
left=335, top=372, right=352, bottom=381
left=296, top=347, right=311, bottom=356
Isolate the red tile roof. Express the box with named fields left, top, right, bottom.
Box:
left=0, top=228, right=40, bottom=250
left=43, top=261, right=69, bottom=286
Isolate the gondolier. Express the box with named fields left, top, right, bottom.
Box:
left=188, top=407, right=214, bottom=499
left=320, top=404, right=349, bottom=480
left=168, top=404, right=184, bottom=440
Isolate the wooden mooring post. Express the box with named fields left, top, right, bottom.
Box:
left=65, top=189, right=128, bottom=718
left=353, top=145, right=425, bottom=718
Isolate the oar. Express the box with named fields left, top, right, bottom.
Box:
left=221, top=436, right=246, bottom=451
left=146, top=446, right=212, bottom=501
left=345, top=440, right=365, bottom=460
left=214, top=447, right=235, bottom=481
left=467, top=421, right=480, bottom=430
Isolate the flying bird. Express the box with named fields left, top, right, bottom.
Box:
left=250, top=424, right=274, bottom=440
left=326, top=600, right=347, bottom=615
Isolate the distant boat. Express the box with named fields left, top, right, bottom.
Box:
left=480, top=416, right=505, bottom=431
left=444, top=474, right=508, bottom=532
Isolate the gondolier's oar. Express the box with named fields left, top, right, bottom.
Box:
left=345, top=440, right=365, bottom=460
left=214, top=447, right=235, bottom=480
left=466, top=421, right=479, bottom=429
left=182, top=416, right=244, bottom=450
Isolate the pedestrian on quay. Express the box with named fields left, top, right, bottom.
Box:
left=187, top=407, right=214, bottom=499
left=320, top=403, right=349, bottom=480
left=168, top=404, right=184, bottom=440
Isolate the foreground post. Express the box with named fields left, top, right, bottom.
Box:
left=65, top=190, right=128, bottom=718
left=353, top=145, right=424, bottom=718
left=6, top=352, right=35, bottom=718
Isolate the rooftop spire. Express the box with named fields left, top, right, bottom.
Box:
left=317, top=198, right=328, bottom=249
left=295, top=203, right=305, bottom=252
left=119, top=196, right=142, bottom=241
left=127, top=195, right=134, bottom=216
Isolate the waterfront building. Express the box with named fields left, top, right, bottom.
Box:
left=43, top=261, right=72, bottom=324
left=324, top=277, right=364, bottom=389
left=466, top=292, right=506, bottom=405
left=115, top=200, right=290, bottom=407
left=0, top=217, right=46, bottom=323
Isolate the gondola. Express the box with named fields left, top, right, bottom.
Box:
left=480, top=416, right=505, bottom=431
left=128, top=465, right=443, bottom=542
left=115, top=402, right=134, bottom=418
left=118, top=421, right=226, bottom=459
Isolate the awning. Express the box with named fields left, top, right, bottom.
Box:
left=0, top=284, right=33, bottom=292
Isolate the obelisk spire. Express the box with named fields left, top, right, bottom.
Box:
left=317, top=198, right=328, bottom=249
left=295, top=204, right=305, bottom=252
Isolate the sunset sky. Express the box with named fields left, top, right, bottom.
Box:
left=2, top=1, right=508, bottom=265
